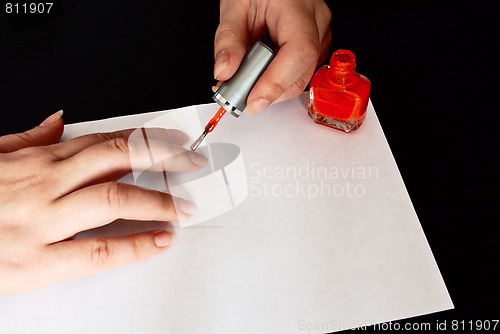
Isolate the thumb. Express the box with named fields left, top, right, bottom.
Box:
left=0, top=110, right=64, bottom=153
left=213, top=1, right=250, bottom=81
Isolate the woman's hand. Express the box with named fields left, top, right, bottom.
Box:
left=214, top=0, right=332, bottom=114
left=0, top=111, right=207, bottom=297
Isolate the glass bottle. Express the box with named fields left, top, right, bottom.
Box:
left=308, top=50, right=371, bottom=133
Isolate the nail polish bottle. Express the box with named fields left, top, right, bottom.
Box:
left=308, top=49, right=371, bottom=133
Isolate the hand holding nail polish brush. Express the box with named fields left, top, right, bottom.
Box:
left=190, top=40, right=275, bottom=151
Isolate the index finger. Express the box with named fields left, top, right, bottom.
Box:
left=246, top=10, right=321, bottom=113
left=52, top=128, right=189, bottom=159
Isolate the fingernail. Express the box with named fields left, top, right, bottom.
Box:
left=154, top=231, right=172, bottom=248
left=247, top=98, right=270, bottom=115
left=40, top=110, right=63, bottom=127
left=189, top=151, right=208, bottom=167
left=178, top=198, right=196, bottom=216
left=214, top=52, right=229, bottom=80
left=212, top=81, right=222, bottom=93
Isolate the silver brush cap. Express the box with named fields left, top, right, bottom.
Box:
left=213, top=40, right=275, bottom=117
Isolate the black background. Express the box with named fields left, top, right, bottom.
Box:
left=0, top=1, right=497, bottom=332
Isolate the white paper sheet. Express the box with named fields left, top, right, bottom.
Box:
left=0, top=94, right=453, bottom=333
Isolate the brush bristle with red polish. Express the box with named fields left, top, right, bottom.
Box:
left=190, top=107, right=227, bottom=151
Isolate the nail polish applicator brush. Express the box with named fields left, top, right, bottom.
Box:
left=190, top=40, right=275, bottom=151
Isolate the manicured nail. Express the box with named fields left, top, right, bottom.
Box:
left=189, top=151, right=208, bottom=167
left=214, top=51, right=229, bottom=80
left=178, top=198, right=196, bottom=216
left=247, top=98, right=270, bottom=115
left=40, top=110, right=63, bottom=127
left=154, top=231, right=172, bottom=248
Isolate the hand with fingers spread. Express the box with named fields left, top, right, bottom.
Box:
left=0, top=110, right=207, bottom=297
left=214, top=0, right=332, bottom=115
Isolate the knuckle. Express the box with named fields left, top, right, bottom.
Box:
left=105, top=183, right=128, bottom=209
left=108, top=137, right=130, bottom=154
left=318, top=1, right=332, bottom=21
left=14, top=131, right=35, bottom=144
left=89, top=238, right=111, bottom=265
left=296, top=38, right=320, bottom=65
left=290, top=77, right=309, bottom=97
left=326, top=8, right=332, bottom=22
left=265, top=79, right=288, bottom=99
left=130, top=237, right=142, bottom=258
left=12, top=146, right=50, bottom=165
left=94, top=132, right=116, bottom=142
left=15, top=145, right=41, bottom=157
left=160, top=193, right=174, bottom=217
left=215, top=26, right=242, bottom=47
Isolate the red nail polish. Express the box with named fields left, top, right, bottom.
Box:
left=308, top=50, right=371, bottom=133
